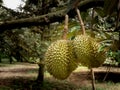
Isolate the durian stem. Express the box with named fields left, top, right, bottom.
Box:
left=62, top=14, right=69, bottom=40
left=76, top=8, right=86, bottom=35
left=91, top=68, right=96, bottom=90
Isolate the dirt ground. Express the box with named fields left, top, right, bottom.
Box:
left=0, top=63, right=120, bottom=90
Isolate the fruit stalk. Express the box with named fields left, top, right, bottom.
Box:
left=62, top=14, right=69, bottom=40
left=76, top=8, right=86, bottom=35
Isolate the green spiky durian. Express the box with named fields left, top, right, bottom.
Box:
left=73, top=35, right=106, bottom=68
left=45, top=40, right=78, bottom=80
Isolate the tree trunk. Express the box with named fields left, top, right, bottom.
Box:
left=0, top=55, right=1, bottom=63
left=91, top=68, right=96, bottom=90
left=119, top=31, right=120, bottom=50
left=9, top=56, right=13, bottom=64
left=36, top=63, right=44, bottom=85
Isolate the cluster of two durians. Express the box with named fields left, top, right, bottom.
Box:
left=45, top=34, right=106, bottom=80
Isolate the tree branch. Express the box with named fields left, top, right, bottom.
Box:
left=0, top=0, right=104, bottom=33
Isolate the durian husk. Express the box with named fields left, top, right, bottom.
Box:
left=45, top=40, right=78, bottom=80
left=73, top=35, right=106, bottom=68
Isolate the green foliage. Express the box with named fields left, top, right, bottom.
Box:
left=108, top=50, right=120, bottom=64
left=17, top=27, right=51, bottom=62
left=0, top=0, right=3, bottom=4
left=105, top=50, right=120, bottom=66
left=0, top=86, right=11, bottom=90
left=94, top=7, right=105, bottom=18
left=115, top=50, right=120, bottom=63
left=0, top=22, right=65, bottom=63
left=0, top=7, right=11, bottom=20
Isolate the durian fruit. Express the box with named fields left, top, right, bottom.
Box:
left=45, top=40, right=78, bottom=80
left=73, top=34, right=106, bottom=68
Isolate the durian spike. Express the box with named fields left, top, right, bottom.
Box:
left=76, top=8, right=86, bottom=35
left=62, top=14, right=69, bottom=40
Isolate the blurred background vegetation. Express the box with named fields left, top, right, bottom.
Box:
left=0, top=0, right=120, bottom=85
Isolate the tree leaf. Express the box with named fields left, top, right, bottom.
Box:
left=94, top=7, right=105, bottom=17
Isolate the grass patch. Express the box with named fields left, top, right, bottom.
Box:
left=0, top=78, right=78, bottom=90
left=1, top=77, right=120, bottom=90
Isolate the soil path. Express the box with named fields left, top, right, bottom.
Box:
left=0, top=63, right=39, bottom=78
left=0, top=63, right=120, bottom=87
